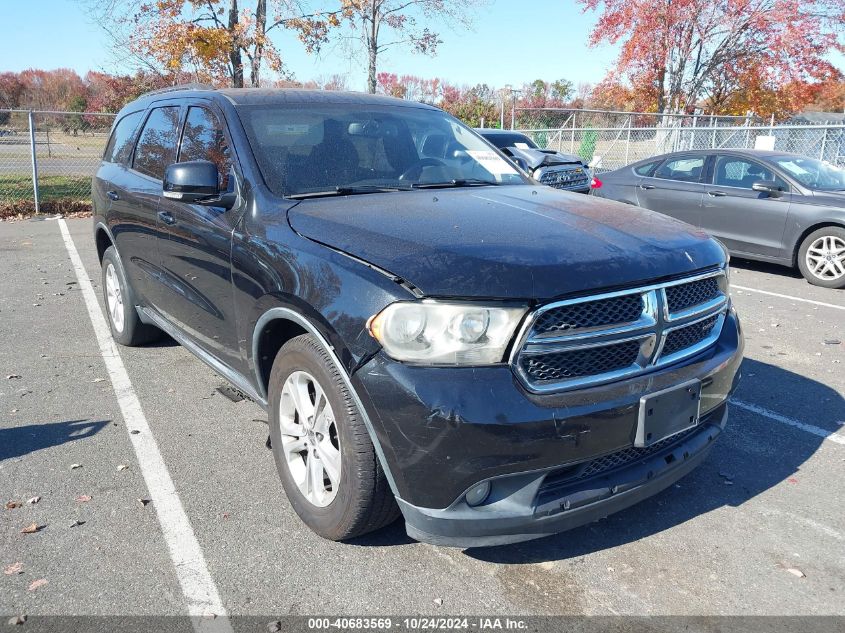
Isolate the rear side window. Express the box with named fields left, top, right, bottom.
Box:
left=654, top=156, right=705, bottom=182
left=178, top=106, right=233, bottom=189
left=133, top=106, right=181, bottom=180
left=103, top=111, right=144, bottom=164
left=633, top=160, right=659, bottom=176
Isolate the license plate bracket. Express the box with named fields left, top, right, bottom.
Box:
left=635, top=379, right=702, bottom=448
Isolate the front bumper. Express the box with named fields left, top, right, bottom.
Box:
left=352, top=310, right=743, bottom=547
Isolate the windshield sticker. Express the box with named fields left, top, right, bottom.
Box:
left=467, top=150, right=519, bottom=176
left=266, top=123, right=311, bottom=135
left=514, top=142, right=531, bottom=149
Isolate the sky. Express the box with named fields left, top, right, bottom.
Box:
left=0, top=0, right=620, bottom=90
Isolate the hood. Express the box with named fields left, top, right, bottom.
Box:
left=287, top=185, right=725, bottom=300
left=505, top=146, right=583, bottom=170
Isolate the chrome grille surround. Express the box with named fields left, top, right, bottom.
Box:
left=511, top=268, right=729, bottom=393
left=536, top=165, right=590, bottom=191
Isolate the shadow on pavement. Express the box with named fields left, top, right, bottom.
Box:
left=0, top=419, right=110, bottom=461
left=731, top=256, right=803, bottom=280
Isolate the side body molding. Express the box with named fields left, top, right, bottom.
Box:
left=251, top=307, right=401, bottom=499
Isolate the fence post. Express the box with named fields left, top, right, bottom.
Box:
left=820, top=124, right=828, bottom=160
left=624, top=116, right=631, bottom=164
left=570, top=116, right=575, bottom=154
left=28, top=110, right=40, bottom=214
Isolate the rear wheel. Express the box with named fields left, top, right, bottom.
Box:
left=797, top=227, right=845, bottom=289
left=268, top=333, right=399, bottom=540
left=101, top=246, right=161, bottom=346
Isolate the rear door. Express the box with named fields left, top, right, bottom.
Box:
left=121, top=104, right=184, bottom=308
left=635, top=154, right=706, bottom=226
left=701, top=154, right=792, bottom=258
left=155, top=102, right=244, bottom=368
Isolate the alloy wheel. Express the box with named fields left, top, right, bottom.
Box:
left=805, top=235, right=845, bottom=282
left=279, top=370, right=341, bottom=507
left=104, top=263, right=125, bottom=333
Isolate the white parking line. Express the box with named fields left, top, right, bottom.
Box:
left=732, top=285, right=845, bottom=311
left=58, top=220, right=232, bottom=633
left=731, top=398, right=845, bottom=446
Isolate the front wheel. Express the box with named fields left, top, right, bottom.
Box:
left=797, top=227, right=845, bottom=289
left=268, top=333, right=399, bottom=540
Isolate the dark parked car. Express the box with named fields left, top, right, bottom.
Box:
left=476, top=128, right=592, bottom=193
left=93, top=87, right=743, bottom=547
left=592, top=149, right=845, bottom=288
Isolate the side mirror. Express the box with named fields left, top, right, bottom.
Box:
left=163, top=161, right=233, bottom=207
left=510, top=156, right=530, bottom=172
left=751, top=180, right=783, bottom=198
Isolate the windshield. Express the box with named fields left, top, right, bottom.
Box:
left=770, top=156, right=845, bottom=191
left=236, top=103, right=528, bottom=197
left=481, top=132, right=539, bottom=150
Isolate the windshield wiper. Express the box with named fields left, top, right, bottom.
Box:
left=412, top=179, right=501, bottom=189
left=288, top=184, right=413, bottom=199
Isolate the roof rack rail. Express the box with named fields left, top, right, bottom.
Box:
left=144, top=83, right=216, bottom=96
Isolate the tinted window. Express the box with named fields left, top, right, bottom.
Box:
left=654, top=156, right=705, bottom=182
left=237, top=104, right=528, bottom=196
left=179, top=106, right=233, bottom=189
left=714, top=156, right=788, bottom=190
left=133, top=106, right=181, bottom=180
left=103, top=111, right=144, bottom=164
left=633, top=160, right=659, bottom=176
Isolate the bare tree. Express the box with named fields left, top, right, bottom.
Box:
left=337, top=0, right=486, bottom=94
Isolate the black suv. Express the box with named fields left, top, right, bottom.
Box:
left=93, top=87, right=743, bottom=547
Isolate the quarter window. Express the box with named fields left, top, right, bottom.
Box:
left=179, top=106, right=233, bottom=189
left=133, top=106, right=181, bottom=180
left=103, top=111, right=144, bottom=164
left=654, top=156, right=705, bottom=183
left=713, top=156, right=788, bottom=191
left=633, top=160, right=659, bottom=176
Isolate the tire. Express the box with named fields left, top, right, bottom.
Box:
left=101, top=246, right=161, bottom=346
left=268, top=333, right=399, bottom=540
left=797, top=226, right=845, bottom=289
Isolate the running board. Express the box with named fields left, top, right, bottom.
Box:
left=138, top=306, right=268, bottom=409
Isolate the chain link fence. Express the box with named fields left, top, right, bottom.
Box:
left=512, top=108, right=845, bottom=173
left=0, top=109, right=115, bottom=215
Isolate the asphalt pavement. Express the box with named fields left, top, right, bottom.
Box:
left=1, top=217, right=843, bottom=621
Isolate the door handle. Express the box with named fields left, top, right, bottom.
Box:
left=106, top=191, right=120, bottom=201
left=158, top=211, right=176, bottom=225
left=639, top=184, right=655, bottom=190
left=708, top=191, right=727, bottom=197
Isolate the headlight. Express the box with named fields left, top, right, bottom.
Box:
left=368, top=301, right=528, bottom=365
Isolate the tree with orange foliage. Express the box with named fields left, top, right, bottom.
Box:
left=579, top=0, right=844, bottom=115
left=87, top=0, right=342, bottom=87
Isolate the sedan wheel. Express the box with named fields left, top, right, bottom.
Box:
left=804, top=235, right=845, bottom=282
left=279, top=370, right=341, bottom=508
left=798, top=227, right=845, bottom=289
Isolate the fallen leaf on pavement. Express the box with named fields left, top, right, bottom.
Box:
left=21, top=523, right=42, bottom=534
left=7, top=616, right=26, bottom=626
left=69, top=520, right=85, bottom=528
left=27, top=579, right=47, bottom=591
left=787, top=568, right=806, bottom=578
left=92, top=378, right=106, bottom=383
left=138, top=498, right=151, bottom=507
left=116, top=465, right=129, bottom=471
left=5, top=501, right=21, bottom=510
left=6, top=374, right=21, bottom=380
left=75, top=495, right=92, bottom=503
left=4, top=562, right=23, bottom=575
left=70, top=464, right=82, bottom=470
left=27, top=497, right=40, bottom=504
left=433, top=597, right=443, bottom=606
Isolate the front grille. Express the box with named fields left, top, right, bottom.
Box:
left=539, top=167, right=590, bottom=190
left=666, top=277, right=720, bottom=313
left=532, top=294, right=643, bottom=336
left=662, top=315, right=719, bottom=357
left=512, top=270, right=728, bottom=392
left=521, top=339, right=641, bottom=383
left=577, top=426, right=698, bottom=480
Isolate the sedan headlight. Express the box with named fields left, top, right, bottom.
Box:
left=368, top=301, right=528, bottom=365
